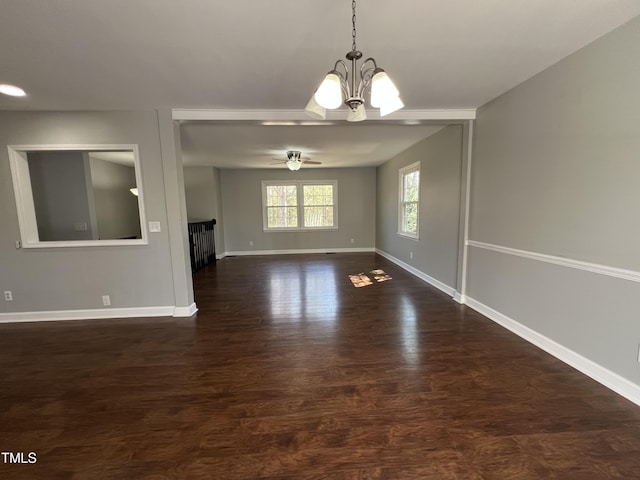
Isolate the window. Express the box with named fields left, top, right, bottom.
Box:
left=265, top=183, right=299, bottom=229
left=262, top=180, right=337, bottom=231
left=398, top=162, right=420, bottom=238
left=303, top=184, right=335, bottom=228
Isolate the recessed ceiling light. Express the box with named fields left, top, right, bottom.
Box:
left=0, top=84, right=27, bottom=97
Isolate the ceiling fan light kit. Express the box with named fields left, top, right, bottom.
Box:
left=304, top=0, right=404, bottom=122
left=286, top=159, right=302, bottom=171
left=271, top=151, right=322, bottom=171
left=287, top=150, right=304, bottom=171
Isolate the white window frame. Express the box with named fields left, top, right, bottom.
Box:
left=398, top=161, right=420, bottom=240
left=7, top=144, right=148, bottom=248
left=262, top=180, right=338, bottom=231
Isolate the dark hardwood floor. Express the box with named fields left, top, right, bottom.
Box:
left=2, top=253, right=640, bottom=479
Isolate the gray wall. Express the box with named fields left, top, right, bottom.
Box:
left=184, top=166, right=216, bottom=223
left=28, top=151, right=95, bottom=241
left=468, top=16, right=640, bottom=383
left=184, top=165, right=225, bottom=257
left=212, top=167, right=225, bottom=256
left=89, top=158, right=141, bottom=240
left=220, top=167, right=376, bottom=253
left=376, top=125, right=464, bottom=290
left=0, top=111, right=179, bottom=313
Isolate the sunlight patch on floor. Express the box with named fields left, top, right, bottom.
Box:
left=348, top=269, right=392, bottom=287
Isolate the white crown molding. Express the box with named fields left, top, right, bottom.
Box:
left=464, top=296, right=640, bottom=407
left=375, top=249, right=456, bottom=297
left=468, top=240, right=640, bottom=283
left=172, top=109, right=476, bottom=122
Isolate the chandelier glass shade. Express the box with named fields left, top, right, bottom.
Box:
left=370, top=71, right=399, bottom=108
left=304, top=0, right=403, bottom=122
left=314, top=73, right=343, bottom=109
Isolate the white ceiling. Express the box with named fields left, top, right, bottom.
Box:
left=2, top=0, right=639, bottom=168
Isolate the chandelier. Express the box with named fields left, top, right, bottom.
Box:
left=305, top=0, right=404, bottom=122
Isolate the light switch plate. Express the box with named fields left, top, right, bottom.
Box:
left=149, top=221, right=161, bottom=233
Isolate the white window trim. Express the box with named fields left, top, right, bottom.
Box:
left=7, top=144, right=148, bottom=248
left=262, top=180, right=338, bottom=232
left=398, top=161, right=420, bottom=240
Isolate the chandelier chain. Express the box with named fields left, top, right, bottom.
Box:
left=351, top=0, right=357, bottom=51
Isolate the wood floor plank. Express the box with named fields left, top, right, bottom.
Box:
left=2, top=253, right=640, bottom=479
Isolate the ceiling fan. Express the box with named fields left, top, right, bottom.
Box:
left=270, top=150, right=321, bottom=171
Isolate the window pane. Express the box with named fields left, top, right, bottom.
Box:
left=402, top=202, right=418, bottom=234
left=267, top=185, right=297, bottom=207
left=303, top=185, right=316, bottom=204
left=267, top=206, right=298, bottom=228
left=303, top=184, right=334, bottom=206
left=304, top=206, right=334, bottom=227
left=403, top=171, right=419, bottom=202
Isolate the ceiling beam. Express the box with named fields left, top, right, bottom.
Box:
left=172, top=109, right=476, bottom=122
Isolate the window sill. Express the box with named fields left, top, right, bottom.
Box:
left=397, top=231, right=419, bottom=241
left=264, top=227, right=338, bottom=233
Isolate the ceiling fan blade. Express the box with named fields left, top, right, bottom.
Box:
left=269, top=161, right=285, bottom=165
left=303, top=160, right=322, bottom=165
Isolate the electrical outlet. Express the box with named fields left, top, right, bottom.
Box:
left=409, top=251, right=414, bottom=260
left=15, top=240, right=21, bottom=249
left=102, top=295, right=111, bottom=306
left=249, top=240, right=254, bottom=247
left=4, top=291, right=13, bottom=301
left=148, top=221, right=161, bottom=233
left=350, top=238, right=355, bottom=244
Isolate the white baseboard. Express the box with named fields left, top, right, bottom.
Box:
left=464, top=296, right=640, bottom=407
left=375, top=249, right=456, bottom=297
left=174, top=303, right=198, bottom=317
left=224, top=247, right=376, bottom=256
left=453, top=292, right=466, bottom=304
left=0, top=305, right=194, bottom=324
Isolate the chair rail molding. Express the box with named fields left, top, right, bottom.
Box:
left=467, top=240, right=640, bottom=283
